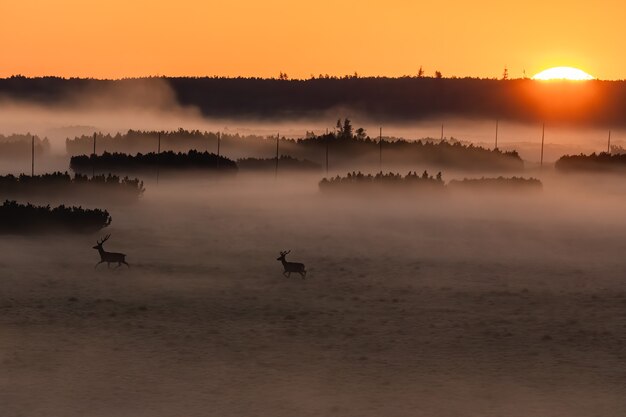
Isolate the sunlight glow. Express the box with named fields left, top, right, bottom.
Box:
left=532, top=67, right=595, bottom=81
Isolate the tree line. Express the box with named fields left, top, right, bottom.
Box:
left=0, top=200, right=111, bottom=233
left=3, top=76, right=626, bottom=126
left=0, top=172, right=144, bottom=201
left=66, top=125, right=523, bottom=172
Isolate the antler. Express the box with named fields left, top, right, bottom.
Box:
left=279, top=250, right=291, bottom=256
left=97, top=234, right=111, bottom=245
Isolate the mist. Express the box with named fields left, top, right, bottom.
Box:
left=2, top=164, right=626, bottom=417
left=1, top=82, right=626, bottom=417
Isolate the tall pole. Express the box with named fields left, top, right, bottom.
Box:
left=495, top=120, right=499, bottom=150
left=275, top=132, right=279, bottom=179
left=325, top=128, right=329, bottom=175
left=31, top=135, right=34, bottom=176
left=156, top=132, right=161, bottom=184
left=92, top=132, right=96, bottom=178
left=216, top=132, right=221, bottom=170
left=441, top=123, right=444, bottom=141
left=608, top=130, right=612, bottom=154
left=539, top=123, right=546, bottom=168
left=379, top=127, right=383, bottom=173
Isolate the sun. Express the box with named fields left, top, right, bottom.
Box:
left=532, top=67, right=595, bottom=81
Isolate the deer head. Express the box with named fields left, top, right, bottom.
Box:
left=277, top=250, right=290, bottom=261
left=93, top=234, right=110, bottom=250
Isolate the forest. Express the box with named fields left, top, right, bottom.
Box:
left=0, top=200, right=111, bottom=233
left=70, top=150, right=237, bottom=174
left=0, top=134, right=50, bottom=159
left=447, top=176, right=542, bottom=190
left=555, top=152, right=626, bottom=171
left=3, top=76, right=626, bottom=126
left=66, top=125, right=522, bottom=172
left=0, top=172, right=144, bottom=201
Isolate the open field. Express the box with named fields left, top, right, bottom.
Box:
left=2, top=172, right=626, bottom=417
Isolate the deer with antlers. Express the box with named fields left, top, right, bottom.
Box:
left=93, top=234, right=129, bottom=268
left=277, top=250, right=306, bottom=278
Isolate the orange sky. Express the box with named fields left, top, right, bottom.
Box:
left=1, top=0, right=624, bottom=80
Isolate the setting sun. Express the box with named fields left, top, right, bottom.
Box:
left=532, top=67, right=595, bottom=81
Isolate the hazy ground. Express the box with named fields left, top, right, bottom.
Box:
left=1, top=170, right=626, bottom=417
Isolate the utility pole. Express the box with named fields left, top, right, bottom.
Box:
left=216, top=131, right=221, bottom=170
left=157, top=132, right=161, bottom=184
left=441, top=124, right=444, bottom=141
left=92, top=132, right=96, bottom=178
left=275, top=132, right=279, bottom=179
left=539, top=123, right=546, bottom=168
left=31, top=136, right=34, bottom=176
left=325, top=128, right=329, bottom=175
left=379, top=127, right=383, bottom=173
left=495, top=120, right=499, bottom=150
left=608, top=130, right=612, bottom=154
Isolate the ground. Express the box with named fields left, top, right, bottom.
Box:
left=1, top=173, right=625, bottom=417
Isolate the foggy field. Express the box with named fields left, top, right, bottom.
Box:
left=2, top=172, right=626, bottom=417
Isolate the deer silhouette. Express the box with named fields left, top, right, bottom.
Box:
left=93, top=234, right=129, bottom=268
left=277, top=250, right=306, bottom=278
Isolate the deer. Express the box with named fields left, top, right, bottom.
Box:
left=277, top=250, right=306, bottom=278
left=93, top=234, right=129, bottom=268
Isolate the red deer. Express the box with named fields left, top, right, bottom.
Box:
left=93, top=235, right=129, bottom=268
left=277, top=250, right=306, bottom=278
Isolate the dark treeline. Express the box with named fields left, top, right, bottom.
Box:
left=237, top=155, right=321, bottom=172
left=0, top=200, right=111, bottom=233
left=66, top=129, right=266, bottom=156
left=555, top=152, right=626, bottom=172
left=0, top=134, right=50, bottom=158
left=70, top=150, right=237, bottom=174
left=3, top=76, right=626, bottom=126
left=448, top=176, right=542, bottom=190
left=319, top=171, right=445, bottom=192
left=0, top=172, right=144, bottom=201
left=66, top=127, right=522, bottom=172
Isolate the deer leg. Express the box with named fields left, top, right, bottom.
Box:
left=300, top=271, right=306, bottom=279
left=95, top=261, right=104, bottom=269
left=107, top=262, right=112, bottom=269
left=283, top=270, right=289, bottom=277
left=122, top=261, right=130, bottom=268
left=115, top=262, right=122, bottom=268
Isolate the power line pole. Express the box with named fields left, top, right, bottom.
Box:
left=607, top=130, right=612, bottom=154
left=92, top=132, right=96, bottom=178
left=441, top=123, right=444, bottom=141
left=31, top=135, right=34, bottom=176
left=495, top=119, right=499, bottom=150
left=379, top=127, right=383, bottom=173
left=216, top=131, right=221, bottom=170
left=157, top=132, right=161, bottom=184
left=539, top=123, right=546, bottom=168
left=275, top=132, right=279, bottom=179
left=325, top=128, right=329, bottom=176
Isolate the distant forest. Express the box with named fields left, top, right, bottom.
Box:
left=2, top=76, right=626, bottom=126
left=555, top=152, right=626, bottom=172
left=0, top=134, right=50, bottom=159
left=67, top=125, right=522, bottom=172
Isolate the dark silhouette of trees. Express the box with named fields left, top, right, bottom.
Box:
left=67, top=128, right=522, bottom=171
left=0, top=172, right=144, bottom=201
left=555, top=152, right=626, bottom=172
left=237, top=155, right=321, bottom=171
left=6, top=76, right=626, bottom=126
left=70, top=150, right=237, bottom=174
left=0, top=200, right=111, bottom=233
left=319, top=170, right=445, bottom=192
left=0, top=134, right=50, bottom=159
left=448, top=176, right=542, bottom=190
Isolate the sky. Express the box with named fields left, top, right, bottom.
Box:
left=1, top=0, right=624, bottom=80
